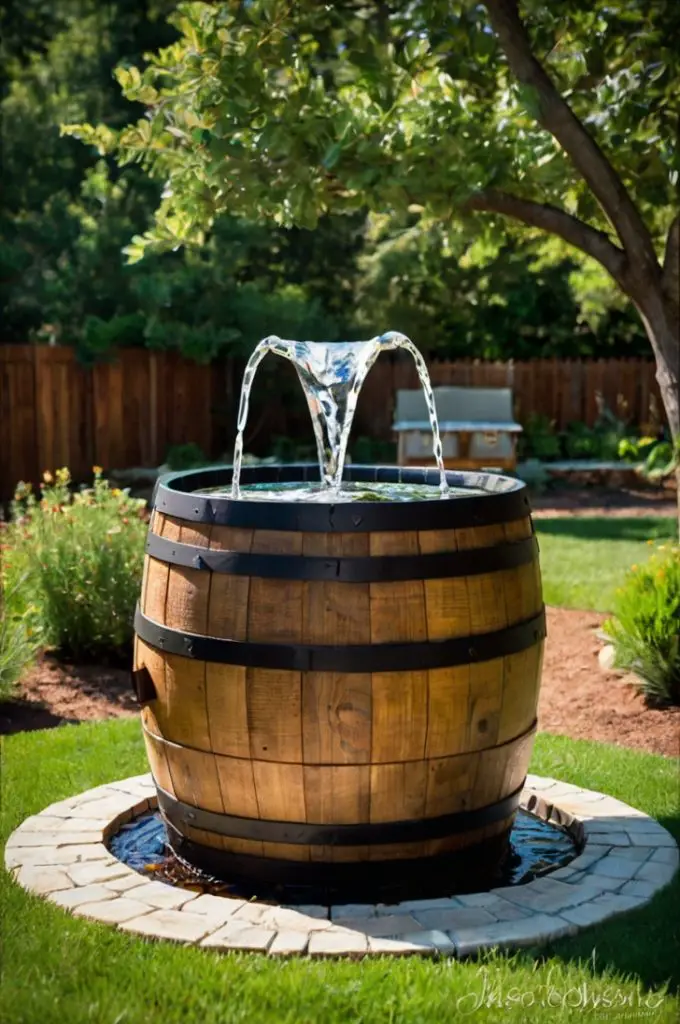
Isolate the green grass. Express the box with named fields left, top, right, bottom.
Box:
left=1, top=720, right=678, bottom=1023
left=535, top=516, right=677, bottom=613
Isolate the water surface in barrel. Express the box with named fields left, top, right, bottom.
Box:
left=196, top=480, right=487, bottom=503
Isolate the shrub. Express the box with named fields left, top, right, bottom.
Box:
left=165, top=442, right=208, bottom=470
left=604, top=544, right=680, bottom=707
left=618, top=435, right=679, bottom=482
left=5, top=468, right=147, bottom=663
left=518, top=414, right=561, bottom=461
left=0, top=571, right=41, bottom=699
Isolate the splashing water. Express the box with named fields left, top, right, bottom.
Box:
left=231, top=331, right=447, bottom=499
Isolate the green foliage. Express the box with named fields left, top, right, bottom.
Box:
left=164, top=442, right=208, bottom=470
left=518, top=414, right=561, bottom=461
left=618, top=435, right=679, bottom=481
left=69, top=0, right=677, bottom=275
left=604, top=544, right=680, bottom=706
left=354, top=217, right=641, bottom=358
left=0, top=571, right=40, bottom=699
left=3, top=0, right=658, bottom=362
left=349, top=437, right=398, bottom=465
left=5, top=467, right=147, bottom=662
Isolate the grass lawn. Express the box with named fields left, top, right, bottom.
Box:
left=535, top=516, right=677, bottom=613
left=1, top=719, right=678, bottom=1023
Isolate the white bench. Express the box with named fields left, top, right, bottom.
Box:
left=393, top=386, right=522, bottom=471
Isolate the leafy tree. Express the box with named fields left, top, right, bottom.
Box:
left=0, top=0, right=362, bottom=358
left=355, top=214, right=648, bottom=357
left=66, top=1, right=678, bottom=466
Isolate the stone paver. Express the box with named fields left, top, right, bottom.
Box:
left=413, top=907, right=496, bottom=931
left=201, top=922, right=276, bottom=951
left=378, top=896, right=459, bottom=914
left=398, top=930, right=456, bottom=954
left=583, top=831, right=632, bottom=846
left=281, top=904, right=328, bottom=919
left=330, top=903, right=377, bottom=920
left=6, top=830, right=104, bottom=848
left=561, top=894, right=646, bottom=928
left=628, top=830, right=677, bottom=847
left=190, top=893, right=245, bottom=924
left=330, top=914, right=422, bottom=937
left=268, top=930, right=310, bottom=956
left=589, top=854, right=649, bottom=880
left=67, top=861, right=133, bottom=886
left=124, top=880, right=198, bottom=910
left=451, top=913, right=577, bottom=956
left=619, top=879, right=659, bottom=899
left=120, top=909, right=216, bottom=943
left=102, top=872, right=152, bottom=893
left=16, top=865, right=73, bottom=895
left=73, top=898, right=155, bottom=924
left=650, top=847, right=679, bottom=865
left=307, top=928, right=369, bottom=957
left=50, top=883, right=118, bottom=909
left=7, top=772, right=677, bottom=959
left=260, top=907, right=331, bottom=932
left=483, top=898, right=534, bottom=922
left=635, top=860, right=677, bottom=886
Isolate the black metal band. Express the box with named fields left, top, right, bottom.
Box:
left=156, top=783, right=524, bottom=847
left=145, top=531, right=538, bottom=582
left=134, top=605, right=546, bottom=673
left=153, top=464, right=531, bottom=532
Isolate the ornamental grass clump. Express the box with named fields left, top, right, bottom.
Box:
left=604, top=544, right=680, bottom=707
left=6, top=467, right=147, bottom=663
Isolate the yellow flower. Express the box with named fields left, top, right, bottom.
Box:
left=631, top=564, right=638, bottom=572
left=92, top=465, right=103, bottom=476
left=657, top=570, right=665, bottom=581
left=42, top=470, right=53, bottom=484
left=111, top=488, right=121, bottom=496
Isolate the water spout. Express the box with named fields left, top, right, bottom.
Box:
left=231, top=331, right=448, bottom=498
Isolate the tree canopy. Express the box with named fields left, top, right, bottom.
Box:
left=65, top=0, right=678, bottom=261
left=3, top=0, right=675, bottom=364
left=64, top=0, right=679, bottom=452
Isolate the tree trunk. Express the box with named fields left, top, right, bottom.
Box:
left=638, top=293, right=680, bottom=533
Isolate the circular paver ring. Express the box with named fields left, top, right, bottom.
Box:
left=5, top=774, right=678, bottom=957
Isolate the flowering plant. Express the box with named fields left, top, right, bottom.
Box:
left=5, top=467, right=147, bottom=662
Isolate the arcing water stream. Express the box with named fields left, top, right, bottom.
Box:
left=230, top=332, right=448, bottom=500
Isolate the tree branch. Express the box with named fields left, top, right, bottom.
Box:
left=662, top=213, right=680, bottom=305
left=465, top=188, right=629, bottom=284
left=483, top=0, right=659, bottom=277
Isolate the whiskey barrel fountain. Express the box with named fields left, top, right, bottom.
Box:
left=132, top=333, right=545, bottom=902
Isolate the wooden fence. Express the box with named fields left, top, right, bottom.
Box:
left=0, top=345, right=663, bottom=500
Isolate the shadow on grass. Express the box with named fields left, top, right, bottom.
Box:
left=534, top=517, right=677, bottom=543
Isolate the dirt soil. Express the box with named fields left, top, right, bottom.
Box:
left=540, top=607, right=678, bottom=759
left=0, top=657, right=136, bottom=735
left=1, top=607, right=677, bottom=757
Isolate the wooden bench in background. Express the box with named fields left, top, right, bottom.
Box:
left=393, top=386, right=523, bottom=471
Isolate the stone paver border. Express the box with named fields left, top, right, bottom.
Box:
left=5, top=774, right=677, bottom=958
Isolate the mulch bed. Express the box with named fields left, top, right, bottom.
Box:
left=2, top=606, right=677, bottom=757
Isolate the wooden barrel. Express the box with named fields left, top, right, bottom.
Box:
left=133, top=464, right=545, bottom=901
